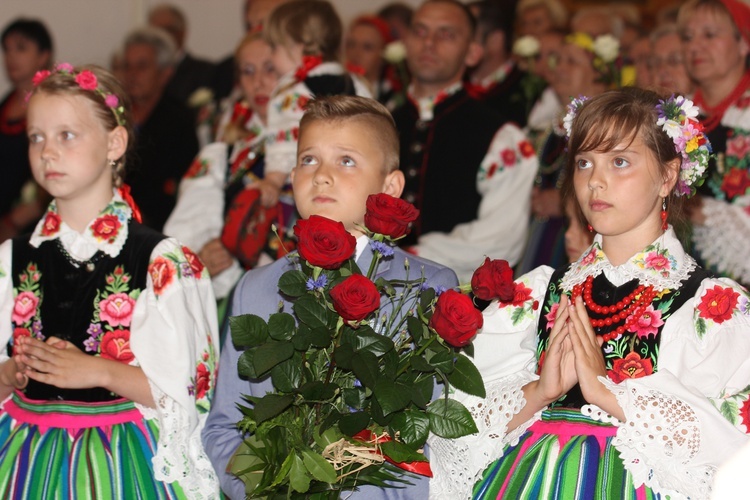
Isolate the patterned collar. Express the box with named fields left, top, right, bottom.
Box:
left=30, top=191, right=132, bottom=260
left=560, top=227, right=697, bottom=292
left=408, top=81, right=463, bottom=121
left=472, top=60, right=515, bottom=89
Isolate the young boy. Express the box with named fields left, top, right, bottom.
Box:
left=202, top=96, right=459, bottom=499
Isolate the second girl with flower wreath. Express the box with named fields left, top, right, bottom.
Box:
left=429, top=88, right=750, bottom=499
left=0, top=64, right=220, bottom=498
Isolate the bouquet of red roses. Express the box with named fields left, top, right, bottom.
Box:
left=228, top=194, right=490, bottom=498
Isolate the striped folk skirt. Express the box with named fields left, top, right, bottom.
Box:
left=0, top=392, right=186, bottom=499
left=473, top=408, right=659, bottom=500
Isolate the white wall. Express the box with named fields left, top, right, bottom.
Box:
left=0, top=0, right=421, bottom=97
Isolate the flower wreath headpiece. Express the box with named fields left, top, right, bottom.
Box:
left=565, top=32, right=622, bottom=88
left=563, top=94, right=711, bottom=198
left=30, top=63, right=126, bottom=127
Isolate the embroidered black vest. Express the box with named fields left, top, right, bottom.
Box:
left=536, top=264, right=710, bottom=409
left=10, top=221, right=164, bottom=402
left=392, top=88, right=506, bottom=244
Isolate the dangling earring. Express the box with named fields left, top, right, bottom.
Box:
left=109, top=159, right=117, bottom=168
left=587, top=223, right=593, bottom=233
left=661, top=198, right=668, bottom=231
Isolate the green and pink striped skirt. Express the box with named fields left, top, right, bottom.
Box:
left=473, top=408, right=660, bottom=500
left=0, top=392, right=186, bottom=499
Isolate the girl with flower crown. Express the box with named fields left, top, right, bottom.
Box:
left=429, top=87, right=750, bottom=499
left=254, top=0, right=371, bottom=210
left=0, top=64, right=220, bottom=498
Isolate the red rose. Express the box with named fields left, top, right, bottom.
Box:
left=470, top=257, right=515, bottom=302
left=519, top=140, right=535, bottom=158
left=91, top=214, right=122, bottom=242
left=41, top=212, right=61, bottom=236
left=698, top=285, right=740, bottom=324
left=195, top=362, right=211, bottom=400
left=721, top=167, right=750, bottom=200
left=149, top=257, right=176, bottom=295
left=329, top=274, right=380, bottom=323
left=608, top=352, right=653, bottom=383
left=182, top=246, right=205, bottom=278
left=364, top=193, right=420, bottom=240
left=100, top=329, right=135, bottom=363
left=499, top=282, right=534, bottom=308
left=74, top=70, right=98, bottom=90
left=293, top=216, right=356, bottom=269
left=430, top=290, right=483, bottom=347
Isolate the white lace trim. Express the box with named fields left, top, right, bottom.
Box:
left=428, top=371, right=540, bottom=499
left=136, top=380, right=219, bottom=499
left=603, top=379, right=715, bottom=500
left=692, top=197, right=750, bottom=285
left=581, top=402, right=622, bottom=425
left=560, top=228, right=697, bottom=292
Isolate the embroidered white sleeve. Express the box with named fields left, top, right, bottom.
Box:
left=429, top=371, right=542, bottom=500
left=692, top=196, right=750, bottom=284
left=603, top=380, right=714, bottom=500
left=137, top=380, right=219, bottom=499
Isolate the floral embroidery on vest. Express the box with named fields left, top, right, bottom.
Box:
left=11, top=262, right=44, bottom=353
left=85, top=265, right=138, bottom=363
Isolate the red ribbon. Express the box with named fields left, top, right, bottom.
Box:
left=345, top=62, right=366, bottom=76
left=118, top=184, right=142, bottom=223
left=352, top=430, right=433, bottom=477
left=295, top=55, right=323, bottom=82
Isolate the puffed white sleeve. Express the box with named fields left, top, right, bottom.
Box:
left=691, top=195, right=750, bottom=285
left=600, top=277, right=750, bottom=499
left=414, top=123, right=538, bottom=282
left=428, top=265, right=554, bottom=500
left=129, top=238, right=221, bottom=499
left=0, top=241, right=13, bottom=367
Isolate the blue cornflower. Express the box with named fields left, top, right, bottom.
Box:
left=306, top=275, right=328, bottom=291
left=369, top=240, right=394, bottom=258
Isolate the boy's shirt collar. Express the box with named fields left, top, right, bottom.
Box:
left=30, top=190, right=132, bottom=260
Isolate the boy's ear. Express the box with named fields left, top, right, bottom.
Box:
left=659, top=157, right=681, bottom=197
left=107, top=125, right=128, bottom=162
left=382, top=169, right=405, bottom=198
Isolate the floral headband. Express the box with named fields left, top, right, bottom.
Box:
left=565, top=32, right=621, bottom=87
left=563, top=94, right=710, bottom=198
left=31, top=63, right=126, bottom=127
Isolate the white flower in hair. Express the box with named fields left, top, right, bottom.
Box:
left=563, top=96, right=589, bottom=139
left=593, top=34, right=620, bottom=63
left=513, top=36, right=541, bottom=58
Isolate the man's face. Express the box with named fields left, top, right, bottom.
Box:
left=123, top=43, right=169, bottom=103
left=404, top=2, right=475, bottom=86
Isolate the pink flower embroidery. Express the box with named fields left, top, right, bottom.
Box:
left=12, top=291, right=39, bottom=325
left=727, top=134, right=750, bottom=159
left=545, top=302, right=560, bottom=330
left=581, top=248, right=597, bottom=266
left=645, top=253, right=670, bottom=271
left=99, top=292, right=136, bottom=327
left=628, top=304, right=664, bottom=338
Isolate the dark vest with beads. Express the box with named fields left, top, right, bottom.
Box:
left=392, top=88, right=506, bottom=245
left=10, top=221, right=164, bottom=402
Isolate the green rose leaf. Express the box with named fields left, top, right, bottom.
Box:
left=334, top=343, right=355, bottom=370
left=230, top=314, right=269, bottom=348
left=380, top=440, right=428, bottom=463
left=292, top=325, right=312, bottom=351
left=254, top=393, right=295, bottom=424
left=289, top=453, right=311, bottom=493
left=419, top=287, right=436, bottom=312
left=411, top=375, right=434, bottom=409
left=253, top=340, right=294, bottom=376
left=238, top=350, right=257, bottom=379
left=374, top=378, right=412, bottom=416
left=308, top=326, right=333, bottom=348
left=428, top=398, right=478, bottom=438
left=339, top=411, right=371, bottom=436
left=341, top=326, right=394, bottom=357
left=278, top=270, right=308, bottom=297
left=294, top=294, right=329, bottom=330
left=268, top=312, right=296, bottom=341
left=409, top=354, right=434, bottom=372
left=342, top=387, right=367, bottom=410
left=301, top=449, right=338, bottom=484
left=446, top=354, right=486, bottom=398
left=296, top=381, right=339, bottom=402
left=391, top=408, right=430, bottom=448
left=271, top=356, right=302, bottom=392
left=428, top=350, right=455, bottom=374
left=352, top=351, right=380, bottom=388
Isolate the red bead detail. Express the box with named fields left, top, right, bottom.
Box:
left=661, top=209, right=668, bottom=231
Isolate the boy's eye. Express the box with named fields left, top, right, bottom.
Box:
left=340, top=156, right=356, bottom=167
left=299, top=155, right=317, bottom=166
left=613, top=157, right=630, bottom=168
left=575, top=158, right=592, bottom=169
left=28, top=133, right=43, bottom=144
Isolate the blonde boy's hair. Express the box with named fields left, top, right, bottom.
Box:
left=299, top=96, right=400, bottom=172
left=264, top=0, right=342, bottom=61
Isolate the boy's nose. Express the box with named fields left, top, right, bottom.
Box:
left=312, top=163, right=333, bottom=185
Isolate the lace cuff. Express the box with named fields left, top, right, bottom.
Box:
left=136, top=379, right=219, bottom=499
left=602, top=378, right=715, bottom=499
left=429, top=371, right=541, bottom=499
left=693, top=198, right=750, bottom=284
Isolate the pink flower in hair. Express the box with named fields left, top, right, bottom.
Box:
left=75, top=70, right=98, bottom=90
left=104, top=94, right=119, bottom=108
left=55, top=62, right=74, bottom=72
left=32, top=70, right=50, bottom=86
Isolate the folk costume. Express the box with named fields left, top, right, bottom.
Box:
left=429, top=228, right=750, bottom=499
left=392, top=83, right=538, bottom=281
left=0, top=193, right=220, bottom=499
left=467, top=60, right=543, bottom=128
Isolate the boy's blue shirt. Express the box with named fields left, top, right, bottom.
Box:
left=203, top=243, right=459, bottom=499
